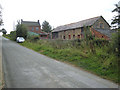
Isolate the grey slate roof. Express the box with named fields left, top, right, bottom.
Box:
left=52, top=16, right=101, bottom=32
left=21, top=20, right=40, bottom=26
left=94, top=29, right=116, bottom=38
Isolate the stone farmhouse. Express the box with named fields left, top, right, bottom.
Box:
left=52, top=16, right=115, bottom=40
left=21, top=20, right=49, bottom=39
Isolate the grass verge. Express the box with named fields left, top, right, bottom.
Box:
left=19, top=40, right=119, bottom=84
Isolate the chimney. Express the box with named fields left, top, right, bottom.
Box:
left=21, top=19, right=23, bottom=24
left=38, top=20, right=39, bottom=23
left=38, top=20, right=40, bottom=26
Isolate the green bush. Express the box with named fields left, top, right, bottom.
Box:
left=110, top=29, right=120, bottom=57
left=16, top=23, right=28, bottom=39
left=27, top=36, right=40, bottom=42
left=9, top=31, right=16, bottom=41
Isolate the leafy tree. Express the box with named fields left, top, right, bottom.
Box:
left=84, top=26, right=94, bottom=41
left=0, top=4, right=3, bottom=26
left=16, top=22, right=28, bottom=39
left=42, top=20, right=52, bottom=33
left=9, top=31, right=16, bottom=41
left=2, top=28, right=7, bottom=35
left=110, top=29, right=120, bottom=57
left=111, top=3, right=120, bottom=29
left=83, top=26, right=96, bottom=53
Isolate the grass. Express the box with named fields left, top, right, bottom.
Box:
left=19, top=39, right=119, bottom=84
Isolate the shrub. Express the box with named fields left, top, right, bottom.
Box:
left=27, top=36, right=40, bottom=42
left=110, top=29, right=120, bottom=57
left=9, top=31, right=16, bottom=41
left=16, top=23, right=28, bottom=39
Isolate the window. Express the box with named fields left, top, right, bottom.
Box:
left=32, top=27, right=34, bottom=31
left=36, top=27, right=39, bottom=31
left=69, top=35, right=71, bottom=39
left=81, top=27, right=84, bottom=32
left=78, top=35, right=80, bottom=39
left=73, top=35, right=75, bottom=39
left=63, top=36, right=65, bottom=39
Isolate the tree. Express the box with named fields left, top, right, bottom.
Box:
left=9, top=31, right=16, bottom=41
left=83, top=26, right=96, bottom=53
left=110, top=29, right=120, bottom=57
left=0, top=4, right=3, bottom=26
left=111, top=3, right=120, bottom=29
left=2, top=28, right=7, bottom=35
left=42, top=20, right=52, bottom=33
left=16, top=22, right=28, bottom=39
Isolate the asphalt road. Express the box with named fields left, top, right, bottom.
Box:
left=1, top=37, right=118, bottom=88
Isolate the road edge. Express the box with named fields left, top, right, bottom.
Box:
left=0, top=36, right=4, bottom=89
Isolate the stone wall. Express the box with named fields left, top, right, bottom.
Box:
left=92, top=29, right=110, bottom=40
left=93, top=17, right=110, bottom=30
left=58, top=28, right=83, bottom=40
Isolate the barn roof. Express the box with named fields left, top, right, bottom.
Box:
left=94, top=29, right=116, bottom=38
left=52, top=16, right=102, bottom=32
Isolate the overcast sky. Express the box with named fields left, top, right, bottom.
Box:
left=0, top=0, right=119, bottom=33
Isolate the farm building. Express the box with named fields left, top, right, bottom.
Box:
left=21, top=20, right=49, bottom=39
left=52, top=16, right=115, bottom=40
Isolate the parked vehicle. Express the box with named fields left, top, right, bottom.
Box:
left=16, top=37, right=25, bottom=43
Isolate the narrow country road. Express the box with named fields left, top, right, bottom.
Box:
left=1, top=37, right=118, bottom=88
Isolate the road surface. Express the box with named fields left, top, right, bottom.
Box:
left=1, top=37, right=118, bottom=88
